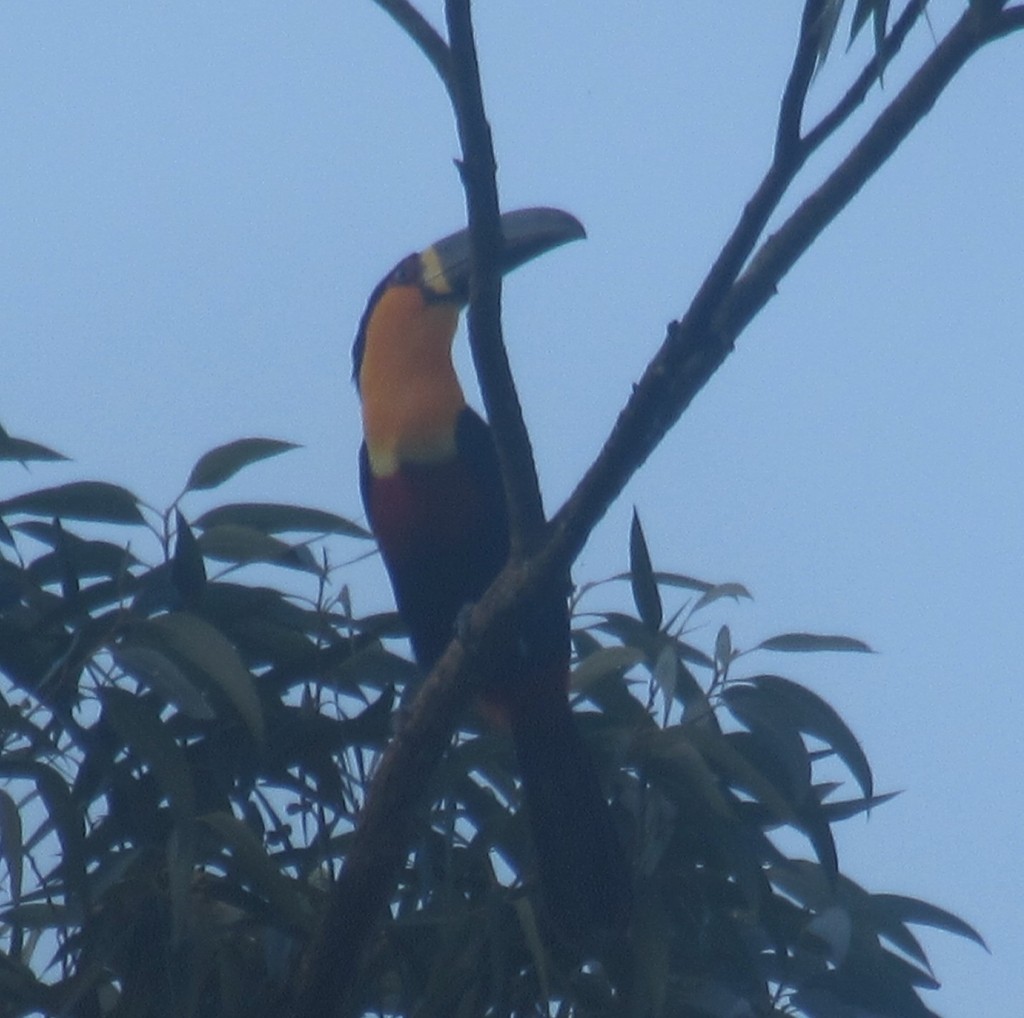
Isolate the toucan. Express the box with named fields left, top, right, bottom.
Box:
left=353, top=207, right=629, bottom=939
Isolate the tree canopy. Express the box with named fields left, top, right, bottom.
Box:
left=3, top=1, right=1022, bottom=1015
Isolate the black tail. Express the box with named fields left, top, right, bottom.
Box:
left=510, top=700, right=630, bottom=940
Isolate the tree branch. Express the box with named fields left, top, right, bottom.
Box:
left=777, top=0, right=829, bottom=160
left=545, top=1, right=1018, bottom=577
left=445, top=0, right=547, bottom=555
left=294, top=4, right=1024, bottom=1015
left=803, top=0, right=928, bottom=155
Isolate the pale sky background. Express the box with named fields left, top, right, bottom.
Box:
left=2, top=3, right=1022, bottom=1014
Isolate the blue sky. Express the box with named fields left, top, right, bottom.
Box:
left=2, top=3, right=1022, bottom=1013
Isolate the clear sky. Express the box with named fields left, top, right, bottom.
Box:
left=2, top=3, right=1021, bottom=1013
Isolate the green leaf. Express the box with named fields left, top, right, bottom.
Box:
left=850, top=0, right=890, bottom=51
left=651, top=643, right=677, bottom=703
left=99, top=687, right=196, bottom=826
left=18, top=522, right=138, bottom=584
left=714, top=625, right=732, bottom=671
left=195, top=501, right=370, bottom=539
left=198, top=524, right=321, bottom=574
left=0, top=481, right=144, bottom=524
left=184, top=437, right=300, bottom=492
left=111, top=643, right=215, bottom=720
left=629, top=509, right=662, bottom=631
left=813, top=0, right=844, bottom=71
left=134, top=612, right=264, bottom=742
left=749, top=674, right=873, bottom=799
left=0, top=428, right=68, bottom=464
left=171, top=509, right=207, bottom=604
left=0, top=761, right=86, bottom=908
left=0, top=790, right=24, bottom=908
left=571, top=645, right=644, bottom=691
left=692, top=582, right=752, bottom=612
left=874, top=893, right=988, bottom=951
left=201, top=811, right=313, bottom=932
left=757, top=632, right=873, bottom=654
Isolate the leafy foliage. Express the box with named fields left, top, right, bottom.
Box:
left=0, top=435, right=982, bottom=1018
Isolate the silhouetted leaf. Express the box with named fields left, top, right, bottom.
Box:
left=171, top=509, right=206, bottom=604
left=184, top=438, right=300, bottom=492
left=820, top=790, right=899, bottom=823
left=195, top=502, right=370, bottom=539
left=111, top=643, right=215, bottom=720
left=0, top=761, right=85, bottom=908
left=0, top=482, right=143, bottom=524
left=571, top=645, right=644, bottom=691
left=17, top=522, right=138, bottom=584
left=629, top=510, right=662, bottom=631
left=748, top=675, right=873, bottom=799
left=757, top=632, right=872, bottom=654
left=0, top=427, right=68, bottom=464
left=198, top=524, right=321, bottom=574
left=201, top=812, right=313, bottom=932
left=692, top=583, right=752, bottom=612
left=874, top=893, right=987, bottom=951
left=850, top=0, right=890, bottom=50
left=100, top=687, right=196, bottom=826
left=0, top=790, right=23, bottom=909
left=135, top=613, right=264, bottom=742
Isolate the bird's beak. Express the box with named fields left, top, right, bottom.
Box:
left=419, top=206, right=586, bottom=302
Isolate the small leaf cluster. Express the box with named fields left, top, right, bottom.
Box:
left=0, top=431, right=982, bottom=1018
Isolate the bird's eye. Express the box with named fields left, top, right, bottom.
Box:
left=391, top=254, right=420, bottom=286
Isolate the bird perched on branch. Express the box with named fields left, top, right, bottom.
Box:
left=353, top=207, right=629, bottom=939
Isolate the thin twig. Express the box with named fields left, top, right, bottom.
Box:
left=803, top=0, right=929, bottom=154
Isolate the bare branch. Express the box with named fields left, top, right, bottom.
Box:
left=445, top=0, right=548, bottom=555
left=546, top=1, right=1017, bottom=576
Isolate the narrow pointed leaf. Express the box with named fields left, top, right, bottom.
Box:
left=201, top=811, right=313, bottom=931
left=0, top=790, right=24, bottom=908
left=198, top=524, right=321, bottom=574
left=750, top=674, right=873, bottom=798
left=757, top=632, right=872, bottom=654
left=874, top=893, right=988, bottom=950
left=692, top=583, right=752, bottom=612
left=100, top=687, right=196, bottom=826
left=141, top=612, right=264, bottom=741
left=0, top=430, right=68, bottom=463
left=0, top=482, right=143, bottom=524
left=185, top=438, right=300, bottom=492
left=629, top=510, right=662, bottom=631
left=0, top=761, right=86, bottom=907
left=195, top=502, right=370, bottom=539
left=571, top=645, right=644, bottom=691
left=111, top=643, right=215, bottom=720
left=171, top=509, right=206, bottom=604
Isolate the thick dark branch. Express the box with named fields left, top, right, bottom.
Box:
left=994, top=5, right=1024, bottom=33
left=292, top=637, right=477, bottom=1018
left=446, top=0, right=547, bottom=555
